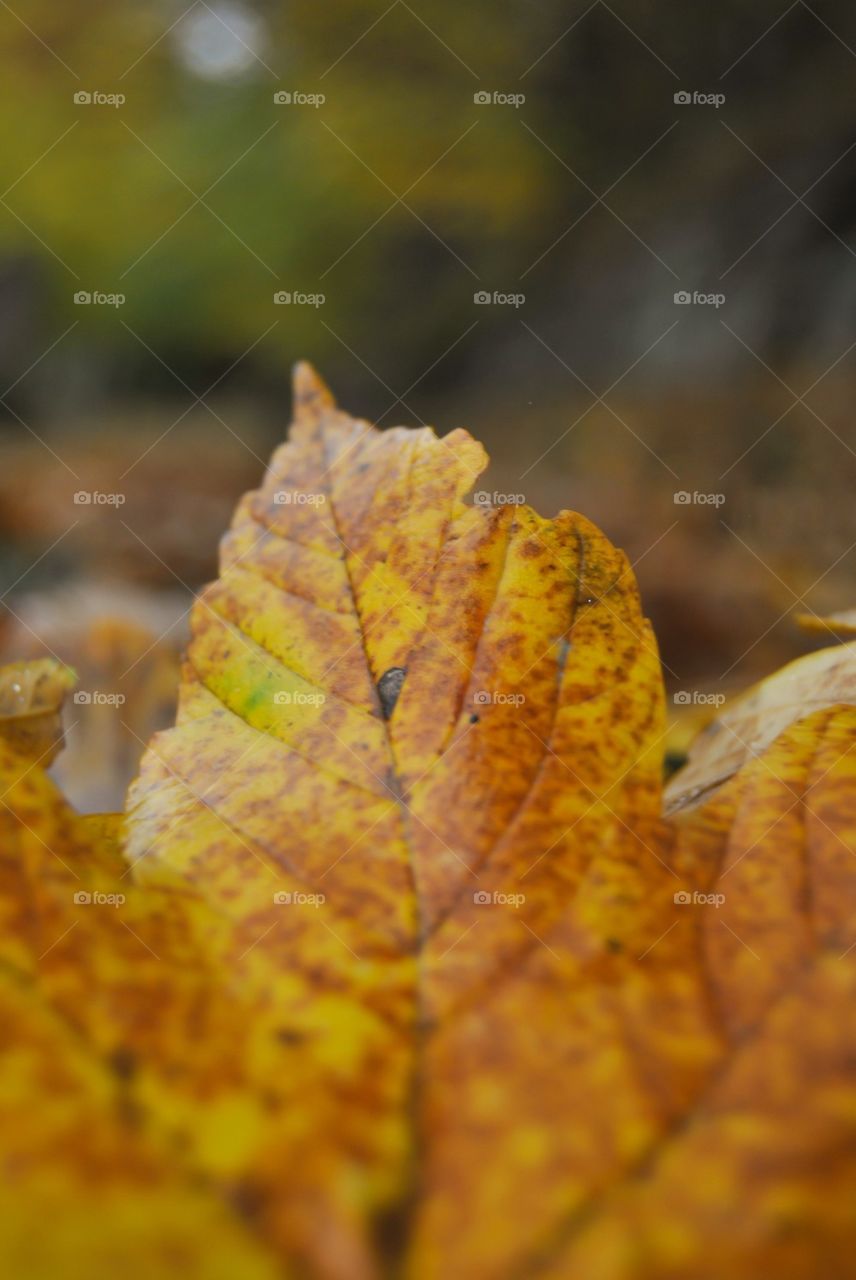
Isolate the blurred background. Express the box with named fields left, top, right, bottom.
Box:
left=1, top=0, right=855, bottom=806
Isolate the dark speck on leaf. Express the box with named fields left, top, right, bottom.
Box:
left=377, top=667, right=406, bottom=719
left=469, top=712, right=480, bottom=724
left=275, top=1027, right=306, bottom=1045
left=229, top=1180, right=265, bottom=1224
left=108, top=1046, right=137, bottom=1081
left=663, top=750, right=688, bottom=779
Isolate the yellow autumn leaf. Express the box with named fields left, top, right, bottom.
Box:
left=122, top=362, right=666, bottom=1277
left=0, top=734, right=282, bottom=1278
left=1, top=366, right=855, bottom=1280
left=558, top=706, right=856, bottom=1280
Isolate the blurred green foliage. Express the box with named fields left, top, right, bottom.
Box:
left=0, top=0, right=560, bottom=378
left=0, top=0, right=854, bottom=392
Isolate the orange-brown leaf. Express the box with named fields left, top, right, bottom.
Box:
left=123, top=363, right=667, bottom=1276
left=2, top=369, right=855, bottom=1280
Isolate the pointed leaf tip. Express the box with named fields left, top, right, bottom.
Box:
left=292, top=361, right=336, bottom=420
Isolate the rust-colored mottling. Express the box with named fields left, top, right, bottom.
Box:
left=543, top=707, right=856, bottom=1280
left=1, top=368, right=854, bottom=1280
left=125, top=366, right=666, bottom=1277
left=0, top=738, right=282, bottom=1278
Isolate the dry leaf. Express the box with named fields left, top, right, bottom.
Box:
left=1, top=588, right=185, bottom=812
left=795, top=607, right=856, bottom=638
left=664, top=642, right=856, bottom=814
left=550, top=705, right=856, bottom=1280
left=2, top=366, right=855, bottom=1280
left=123, top=362, right=666, bottom=1276
left=0, top=736, right=282, bottom=1279
left=0, top=657, right=75, bottom=766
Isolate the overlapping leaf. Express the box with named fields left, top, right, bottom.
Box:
left=0, top=738, right=281, bottom=1278
left=665, top=641, right=856, bottom=814
left=553, top=706, right=856, bottom=1280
